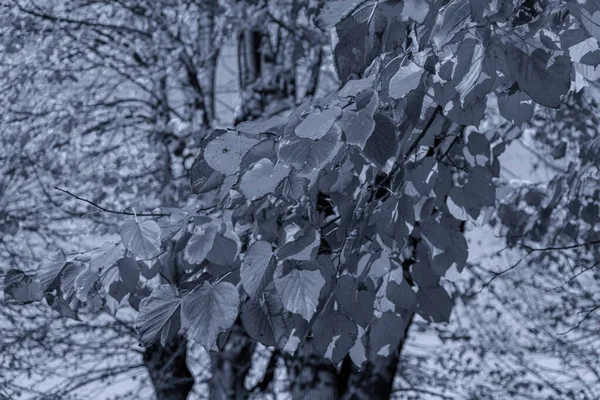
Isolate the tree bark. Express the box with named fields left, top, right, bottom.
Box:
left=285, top=352, right=340, bottom=400
left=143, top=335, right=194, bottom=400
left=208, top=319, right=256, bottom=400
left=339, top=313, right=415, bottom=400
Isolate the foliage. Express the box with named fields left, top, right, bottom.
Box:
left=5, top=0, right=600, bottom=396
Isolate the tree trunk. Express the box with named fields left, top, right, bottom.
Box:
left=208, top=319, right=256, bottom=400
left=285, top=352, right=340, bottom=400
left=143, top=335, right=194, bottom=400
left=339, top=313, right=415, bottom=400
left=283, top=313, right=415, bottom=400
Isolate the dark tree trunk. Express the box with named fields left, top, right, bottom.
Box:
left=143, top=335, right=194, bottom=400
left=208, top=319, right=256, bottom=400
left=285, top=353, right=340, bottom=400
left=339, top=313, right=415, bottom=400
left=282, top=313, right=415, bottom=400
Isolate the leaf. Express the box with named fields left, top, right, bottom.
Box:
left=401, top=0, right=429, bottom=23
left=334, top=275, right=376, bottom=327
left=448, top=166, right=495, bottom=220
left=108, top=281, right=129, bottom=303
left=117, top=257, right=140, bottom=292
left=315, top=0, right=365, bottom=29
left=497, top=91, right=534, bottom=125
left=504, top=45, right=572, bottom=108
left=276, top=227, right=321, bottom=262
left=277, top=170, right=309, bottom=201
left=420, top=222, right=468, bottom=274
left=241, top=286, right=295, bottom=347
left=469, top=0, right=485, bottom=21
left=432, top=0, right=470, bottom=50
left=333, top=3, right=406, bottom=84
left=453, top=38, right=485, bottom=105
left=89, top=241, right=124, bottom=271
left=73, top=266, right=100, bottom=301
left=569, top=3, right=600, bottom=42
left=386, top=279, right=416, bottom=316
left=240, top=241, right=275, bottom=299
left=294, top=107, right=341, bottom=140
left=190, top=156, right=225, bottom=194
left=38, top=252, right=67, bottom=292
left=206, top=231, right=240, bottom=267
left=236, top=115, right=287, bottom=134
left=60, top=263, right=85, bottom=309
left=274, top=264, right=325, bottom=321
left=3, top=270, right=43, bottom=304
left=120, top=219, right=161, bottom=259
left=239, top=159, right=291, bottom=200
left=136, top=285, right=182, bottom=347
left=309, top=299, right=359, bottom=363
left=181, top=281, right=240, bottom=350
left=363, top=113, right=397, bottom=167
left=278, top=123, right=342, bottom=174
left=415, top=286, right=453, bottom=322
left=184, top=225, right=218, bottom=264
left=204, top=131, right=260, bottom=175
left=388, top=62, right=424, bottom=100
left=367, top=311, right=405, bottom=358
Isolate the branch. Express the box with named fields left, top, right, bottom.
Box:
left=559, top=304, right=600, bottom=335
left=54, top=187, right=170, bottom=217
left=516, top=240, right=600, bottom=252
left=405, top=105, right=443, bottom=157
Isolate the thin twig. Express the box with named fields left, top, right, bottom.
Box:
left=54, top=187, right=170, bottom=217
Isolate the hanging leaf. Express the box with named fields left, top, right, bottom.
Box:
left=432, top=0, right=471, bottom=50
left=3, top=270, right=43, bottom=304
left=240, top=241, right=275, bottom=299
left=236, top=115, right=287, bottom=134
left=415, top=286, right=453, bottom=322
left=497, top=91, right=534, bottom=125
left=181, top=281, right=240, bottom=350
left=239, top=159, right=290, bottom=200
left=73, top=266, right=100, bottom=301
left=309, top=300, right=358, bottom=363
left=448, top=166, right=495, bottom=220
left=120, top=219, right=161, bottom=259
left=278, top=124, right=342, bottom=173
left=89, top=241, right=124, bottom=271
left=190, top=156, right=225, bottom=194
left=274, top=263, right=325, bottom=321
left=388, top=62, right=424, bottom=100
left=204, top=131, right=260, bottom=175
left=363, top=113, right=397, bottom=167
left=117, top=257, right=140, bottom=292
left=338, top=110, right=376, bottom=149
left=401, top=0, right=430, bottom=23
left=504, top=45, right=572, bottom=108
left=294, top=107, right=341, bottom=140
left=241, top=285, right=295, bottom=348
left=277, top=170, right=309, bottom=201
left=38, top=252, right=67, bottom=292
left=568, top=3, right=600, bottom=42
left=135, top=285, right=182, bottom=347
left=60, top=263, right=85, bottom=310
left=334, top=275, right=376, bottom=327
left=315, top=0, right=365, bottom=29
left=276, top=227, right=321, bottom=261
left=333, top=2, right=406, bottom=83
left=367, top=311, right=405, bottom=358
left=184, top=225, right=218, bottom=264
left=206, top=231, right=240, bottom=267
left=453, top=38, right=485, bottom=105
